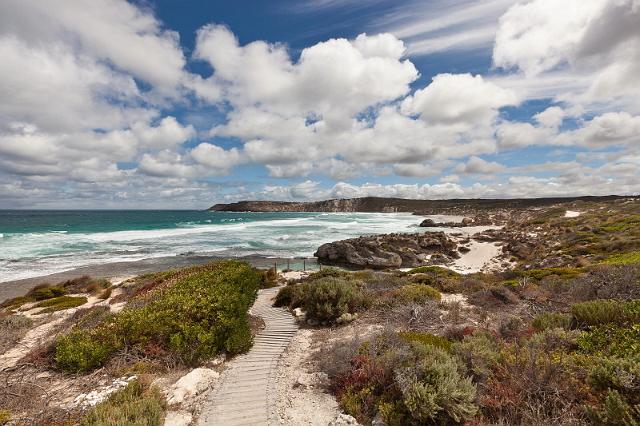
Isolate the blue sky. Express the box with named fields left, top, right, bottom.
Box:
left=0, top=0, right=638, bottom=208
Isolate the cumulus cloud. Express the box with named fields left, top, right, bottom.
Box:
left=455, top=156, right=507, bottom=174
left=190, top=143, right=244, bottom=172
left=0, top=0, right=638, bottom=208
left=493, top=0, right=640, bottom=108
left=401, top=73, right=517, bottom=129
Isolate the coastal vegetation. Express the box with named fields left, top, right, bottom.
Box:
left=281, top=249, right=640, bottom=424
left=287, top=262, right=640, bottom=424
left=0, top=198, right=638, bottom=424
left=0, top=260, right=272, bottom=424
left=80, top=379, right=165, bottom=426
left=54, top=260, right=262, bottom=372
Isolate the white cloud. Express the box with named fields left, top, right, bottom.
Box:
left=557, top=112, right=640, bottom=148
left=401, top=73, right=517, bottom=130
left=455, top=156, right=506, bottom=174
left=132, top=117, right=195, bottom=150
left=493, top=0, right=640, bottom=109
left=195, top=25, right=418, bottom=120
left=0, top=0, right=187, bottom=94
left=190, top=143, right=244, bottom=172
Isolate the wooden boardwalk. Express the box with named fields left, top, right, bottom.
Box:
left=199, top=287, right=298, bottom=425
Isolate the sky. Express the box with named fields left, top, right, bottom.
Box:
left=0, top=0, right=639, bottom=209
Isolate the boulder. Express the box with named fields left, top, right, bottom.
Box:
left=315, top=232, right=458, bottom=269
left=167, top=368, right=219, bottom=405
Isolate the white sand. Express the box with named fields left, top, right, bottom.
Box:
left=275, top=329, right=343, bottom=425
left=565, top=210, right=581, bottom=218
left=448, top=241, right=502, bottom=274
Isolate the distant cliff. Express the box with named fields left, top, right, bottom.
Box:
left=208, top=196, right=628, bottom=213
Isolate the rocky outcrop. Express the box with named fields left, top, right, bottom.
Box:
left=419, top=217, right=475, bottom=227
left=314, top=232, right=459, bottom=269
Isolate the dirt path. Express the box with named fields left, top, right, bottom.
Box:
left=198, top=287, right=298, bottom=425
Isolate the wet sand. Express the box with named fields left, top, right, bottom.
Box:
left=0, top=255, right=318, bottom=304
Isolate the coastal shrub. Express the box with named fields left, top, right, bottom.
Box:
left=260, top=267, right=279, bottom=288
left=578, top=324, right=640, bottom=358
left=532, top=312, right=574, bottom=331
left=586, top=389, right=640, bottom=426
left=391, top=284, right=441, bottom=304
left=519, top=267, right=583, bottom=281
left=30, top=285, right=66, bottom=300
left=461, top=329, right=591, bottom=424
left=98, top=287, right=112, bottom=300
left=557, top=264, right=640, bottom=303
left=55, top=330, right=114, bottom=372
left=604, top=250, right=640, bottom=265
left=406, top=266, right=460, bottom=278
left=452, top=331, right=502, bottom=383
left=62, top=275, right=111, bottom=294
left=303, top=277, right=369, bottom=322
left=273, top=284, right=306, bottom=308
left=571, top=299, right=640, bottom=327
left=331, top=333, right=476, bottom=425
left=587, top=355, right=640, bottom=393
left=395, top=345, right=477, bottom=424
left=35, top=296, right=87, bottom=313
left=399, top=331, right=452, bottom=352
left=55, top=261, right=261, bottom=371
left=80, top=379, right=165, bottom=426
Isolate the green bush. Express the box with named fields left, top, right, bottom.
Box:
left=273, top=284, right=306, bottom=308
left=587, top=355, right=640, bottom=392
left=604, top=251, right=640, bottom=265
left=452, top=331, right=502, bottom=382
left=406, top=266, right=460, bottom=278
left=571, top=299, right=640, bottom=327
left=532, top=312, right=574, bottom=331
left=35, top=296, right=87, bottom=313
left=303, top=277, right=369, bottom=322
left=396, top=345, right=477, bottom=424
left=400, top=332, right=452, bottom=352
left=586, top=389, right=640, bottom=426
left=55, top=330, right=114, bottom=372
left=519, top=267, right=583, bottom=281
left=392, top=284, right=441, bottom=304
left=80, top=379, right=165, bottom=426
left=578, top=324, right=640, bottom=358
left=30, top=285, right=66, bottom=301
left=331, top=333, right=476, bottom=425
left=55, top=261, right=261, bottom=371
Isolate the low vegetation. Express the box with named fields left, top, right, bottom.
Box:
left=35, top=295, right=87, bottom=313
left=305, top=239, right=640, bottom=424
left=1, top=275, right=110, bottom=312
left=55, top=260, right=262, bottom=372
left=80, top=379, right=165, bottom=426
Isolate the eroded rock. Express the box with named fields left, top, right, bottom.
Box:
left=315, top=232, right=458, bottom=269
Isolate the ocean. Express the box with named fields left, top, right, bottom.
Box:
left=0, top=210, right=432, bottom=283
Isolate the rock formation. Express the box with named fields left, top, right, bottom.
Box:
left=314, top=232, right=459, bottom=269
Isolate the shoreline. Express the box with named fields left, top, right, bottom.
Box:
left=0, top=254, right=319, bottom=304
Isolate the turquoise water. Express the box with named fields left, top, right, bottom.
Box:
left=0, top=210, right=422, bottom=282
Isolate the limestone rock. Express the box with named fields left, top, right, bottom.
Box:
left=315, top=232, right=458, bottom=269
left=167, top=368, right=219, bottom=405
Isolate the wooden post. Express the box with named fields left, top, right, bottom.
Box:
left=303, top=259, right=306, bottom=271
left=287, top=259, right=290, bottom=270
left=274, top=261, right=277, bottom=272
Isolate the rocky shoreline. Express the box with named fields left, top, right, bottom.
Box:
left=314, top=232, right=459, bottom=268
